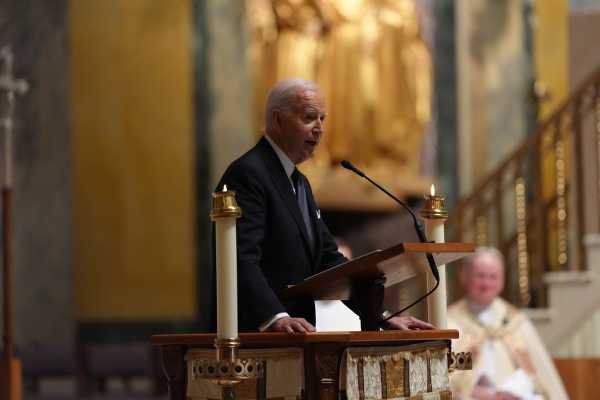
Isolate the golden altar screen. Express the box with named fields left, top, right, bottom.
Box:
left=246, top=0, right=433, bottom=204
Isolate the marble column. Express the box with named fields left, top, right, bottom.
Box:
left=193, top=0, right=254, bottom=331
left=0, top=0, right=75, bottom=374
left=455, top=0, right=531, bottom=194
left=432, top=0, right=459, bottom=207
left=205, top=0, right=255, bottom=186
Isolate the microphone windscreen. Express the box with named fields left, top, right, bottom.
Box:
left=340, top=160, right=364, bottom=176
left=340, top=160, right=353, bottom=170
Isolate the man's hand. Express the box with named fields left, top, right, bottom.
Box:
left=269, top=317, right=316, bottom=333
left=384, top=315, right=434, bottom=330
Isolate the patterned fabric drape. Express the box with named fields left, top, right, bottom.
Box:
left=186, top=344, right=451, bottom=400
left=342, top=346, right=451, bottom=400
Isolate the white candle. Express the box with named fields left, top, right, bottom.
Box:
left=214, top=185, right=239, bottom=340
left=420, top=184, right=448, bottom=329
left=424, top=218, right=447, bottom=328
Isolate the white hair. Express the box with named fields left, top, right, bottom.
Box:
left=464, top=246, right=505, bottom=271
left=264, top=78, right=320, bottom=130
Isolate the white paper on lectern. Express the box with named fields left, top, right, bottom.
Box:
left=315, top=300, right=361, bottom=331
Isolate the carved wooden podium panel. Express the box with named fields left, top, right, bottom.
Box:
left=152, top=330, right=459, bottom=400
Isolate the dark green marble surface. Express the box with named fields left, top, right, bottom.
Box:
left=433, top=0, right=458, bottom=207
left=194, top=0, right=254, bottom=331
left=0, top=0, right=75, bottom=373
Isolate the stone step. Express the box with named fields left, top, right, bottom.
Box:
left=543, top=270, right=594, bottom=285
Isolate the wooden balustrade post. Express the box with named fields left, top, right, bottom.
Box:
left=534, top=135, right=549, bottom=287
left=495, top=179, right=504, bottom=248
left=572, top=98, right=587, bottom=269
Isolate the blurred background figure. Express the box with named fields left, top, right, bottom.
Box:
left=448, top=248, right=568, bottom=400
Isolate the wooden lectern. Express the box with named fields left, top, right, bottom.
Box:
left=152, top=242, right=473, bottom=399
left=153, top=330, right=463, bottom=400
left=283, top=242, right=474, bottom=331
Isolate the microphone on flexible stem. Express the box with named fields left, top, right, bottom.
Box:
left=340, top=160, right=440, bottom=320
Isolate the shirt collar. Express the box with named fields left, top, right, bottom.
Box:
left=265, top=134, right=295, bottom=178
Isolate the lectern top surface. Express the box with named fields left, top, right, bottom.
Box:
left=283, top=242, right=475, bottom=300
left=150, top=329, right=459, bottom=346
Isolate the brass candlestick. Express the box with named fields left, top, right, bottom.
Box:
left=191, top=338, right=263, bottom=399
left=211, top=185, right=242, bottom=220
left=191, top=186, right=263, bottom=400
left=420, top=185, right=448, bottom=221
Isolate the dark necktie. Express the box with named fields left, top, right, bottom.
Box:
left=291, top=168, right=314, bottom=250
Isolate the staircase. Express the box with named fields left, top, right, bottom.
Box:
left=528, top=234, right=600, bottom=350
left=449, top=66, right=600, bottom=350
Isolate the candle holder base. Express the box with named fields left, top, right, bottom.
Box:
left=191, top=357, right=264, bottom=385
left=449, top=352, right=472, bottom=372
left=189, top=338, right=264, bottom=399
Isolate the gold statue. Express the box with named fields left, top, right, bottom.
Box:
left=370, top=0, right=432, bottom=177
left=246, top=0, right=432, bottom=188
left=247, top=0, right=328, bottom=135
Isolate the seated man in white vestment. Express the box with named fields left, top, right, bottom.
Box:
left=448, top=247, right=568, bottom=400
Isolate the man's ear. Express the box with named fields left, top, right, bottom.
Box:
left=271, top=109, right=282, bottom=132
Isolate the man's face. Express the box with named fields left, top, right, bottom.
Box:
left=272, top=89, right=326, bottom=164
left=462, top=254, right=505, bottom=307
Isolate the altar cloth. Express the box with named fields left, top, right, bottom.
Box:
left=341, top=346, right=451, bottom=400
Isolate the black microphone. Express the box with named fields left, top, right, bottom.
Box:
left=340, top=160, right=439, bottom=282
left=341, top=160, right=441, bottom=323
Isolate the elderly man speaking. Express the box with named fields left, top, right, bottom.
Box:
left=215, top=78, right=433, bottom=333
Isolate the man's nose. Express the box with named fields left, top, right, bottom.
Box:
left=314, top=118, right=323, bottom=132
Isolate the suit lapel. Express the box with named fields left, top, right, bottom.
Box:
left=256, top=138, right=314, bottom=258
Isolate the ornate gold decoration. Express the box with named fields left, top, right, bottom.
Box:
left=555, top=138, right=568, bottom=267
left=515, top=178, right=531, bottom=306
left=214, top=338, right=241, bottom=363
left=211, top=185, right=242, bottom=220
left=448, top=352, right=472, bottom=372
left=190, top=338, right=265, bottom=398
left=475, top=215, right=488, bottom=246
left=191, top=358, right=264, bottom=384
left=247, top=0, right=432, bottom=182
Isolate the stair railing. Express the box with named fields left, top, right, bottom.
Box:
left=449, top=67, right=600, bottom=307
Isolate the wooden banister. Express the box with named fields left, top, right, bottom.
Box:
left=449, top=66, right=600, bottom=307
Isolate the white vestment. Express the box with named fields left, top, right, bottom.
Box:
left=448, top=298, right=568, bottom=400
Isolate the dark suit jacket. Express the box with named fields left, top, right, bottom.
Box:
left=214, top=137, right=347, bottom=332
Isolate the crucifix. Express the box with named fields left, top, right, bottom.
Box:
left=1, top=45, right=28, bottom=400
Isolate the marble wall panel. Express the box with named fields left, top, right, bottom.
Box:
left=0, top=0, right=75, bottom=373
